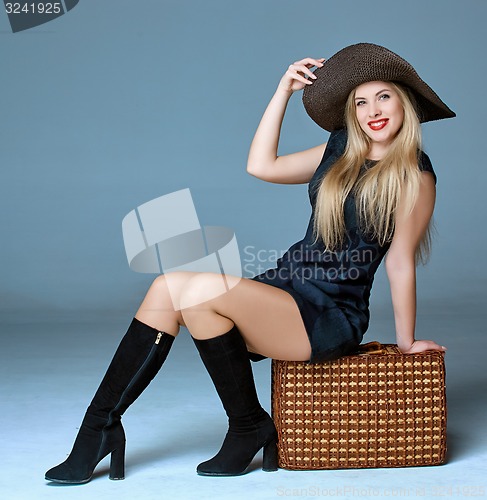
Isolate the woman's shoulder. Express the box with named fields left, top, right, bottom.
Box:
left=326, top=128, right=348, bottom=151
left=418, top=150, right=437, bottom=185
left=320, top=128, right=348, bottom=164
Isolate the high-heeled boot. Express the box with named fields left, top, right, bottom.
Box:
left=192, top=326, right=278, bottom=476
left=45, top=317, right=174, bottom=484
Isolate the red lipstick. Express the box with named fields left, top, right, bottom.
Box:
left=368, top=118, right=389, bottom=131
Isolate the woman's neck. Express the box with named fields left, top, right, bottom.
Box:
left=367, top=141, right=392, bottom=161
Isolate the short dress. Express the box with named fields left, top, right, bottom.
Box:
left=250, top=128, right=437, bottom=364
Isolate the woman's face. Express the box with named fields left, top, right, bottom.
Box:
left=354, top=81, right=404, bottom=156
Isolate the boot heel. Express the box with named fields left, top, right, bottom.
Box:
left=109, top=443, right=126, bottom=480
left=262, top=439, right=278, bottom=472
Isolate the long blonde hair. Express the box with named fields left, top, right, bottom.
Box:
left=312, top=82, right=433, bottom=263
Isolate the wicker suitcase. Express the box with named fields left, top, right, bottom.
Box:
left=271, top=342, right=447, bottom=469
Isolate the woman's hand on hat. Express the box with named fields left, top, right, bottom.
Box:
left=278, top=58, right=325, bottom=93
left=399, top=339, right=447, bottom=354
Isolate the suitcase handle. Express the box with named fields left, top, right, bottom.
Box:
left=356, top=342, right=445, bottom=357
left=356, top=341, right=388, bottom=355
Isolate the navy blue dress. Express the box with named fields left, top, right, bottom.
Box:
left=250, top=128, right=436, bottom=363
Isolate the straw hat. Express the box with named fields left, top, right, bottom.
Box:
left=302, top=43, right=456, bottom=132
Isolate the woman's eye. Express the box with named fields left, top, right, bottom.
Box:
left=379, top=93, right=390, bottom=101
left=356, top=100, right=366, bottom=106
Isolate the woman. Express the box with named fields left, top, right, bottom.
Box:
left=45, top=43, right=454, bottom=484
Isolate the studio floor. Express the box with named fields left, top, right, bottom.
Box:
left=1, top=302, right=486, bottom=500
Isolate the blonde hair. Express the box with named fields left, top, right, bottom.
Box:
left=312, top=82, right=433, bottom=264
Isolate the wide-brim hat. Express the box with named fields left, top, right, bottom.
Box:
left=302, top=43, right=456, bottom=132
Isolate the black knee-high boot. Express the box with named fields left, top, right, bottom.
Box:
left=45, top=317, right=175, bottom=484
left=192, top=326, right=278, bottom=476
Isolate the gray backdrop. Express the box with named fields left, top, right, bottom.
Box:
left=1, top=0, right=485, bottom=320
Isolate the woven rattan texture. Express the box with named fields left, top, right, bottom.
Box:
left=272, top=344, right=447, bottom=469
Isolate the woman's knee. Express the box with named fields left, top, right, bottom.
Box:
left=148, top=272, right=193, bottom=307
left=149, top=274, right=167, bottom=291
left=179, top=272, right=231, bottom=310
left=137, top=273, right=189, bottom=332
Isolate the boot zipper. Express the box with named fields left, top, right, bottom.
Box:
left=116, top=335, right=161, bottom=402
left=107, top=332, right=164, bottom=425
left=99, top=330, right=167, bottom=460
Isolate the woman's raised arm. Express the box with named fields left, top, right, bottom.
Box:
left=246, top=58, right=327, bottom=185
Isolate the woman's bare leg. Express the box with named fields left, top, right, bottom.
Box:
left=179, top=272, right=311, bottom=361
left=134, top=271, right=198, bottom=335
left=45, top=273, right=198, bottom=484
left=182, top=273, right=305, bottom=475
